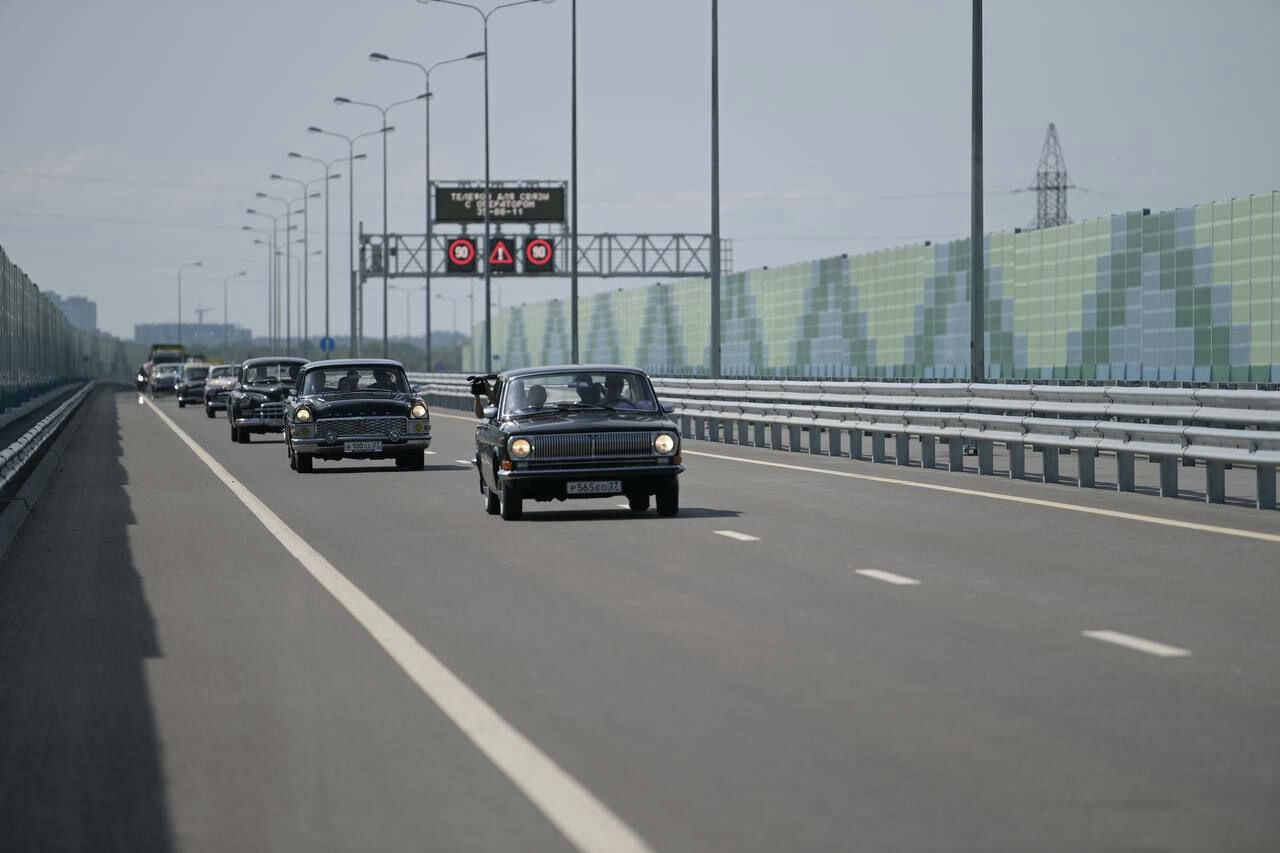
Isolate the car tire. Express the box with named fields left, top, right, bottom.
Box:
left=499, top=483, right=523, bottom=521
left=628, top=494, right=650, bottom=513
left=483, top=482, right=500, bottom=515
left=295, top=453, right=313, bottom=473
left=237, top=426, right=250, bottom=443
left=230, top=416, right=240, bottom=443
left=655, top=481, right=679, bottom=517
left=178, top=399, right=186, bottom=408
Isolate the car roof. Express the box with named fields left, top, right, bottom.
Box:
left=498, top=364, right=647, bottom=380
left=300, top=358, right=406, bottom=371
left=241, top=356, right=309, bottom=367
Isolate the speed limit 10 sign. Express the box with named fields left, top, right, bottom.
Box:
left=446, top=237, right=478, bottom=273
left=523, top=237, right=555, bottom=274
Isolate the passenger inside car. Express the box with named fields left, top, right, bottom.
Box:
left=370, top=368, right=396, bottom=391
left=526, top=384, right=547, bottom=408
left=573, top=373, right=602, bottom=404
left=337, top=371, right=359, bottom=393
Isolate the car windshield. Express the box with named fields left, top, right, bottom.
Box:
left=302, top=366, right=409, bottom=395
left=209, top=366, right=233, bottom=378
left=501, top=371, right=656, bottom=417
left=243, top=362, right=301, bottom=384
left=154, top=365, right=178, bottom=376
left=183, top=367, right=209, bottom=380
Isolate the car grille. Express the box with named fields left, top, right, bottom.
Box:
left=259, top=402, right=285, bottom=419
left=527, top=431, right=654, bottom=461
left=315, top=416, right=409, bottom=439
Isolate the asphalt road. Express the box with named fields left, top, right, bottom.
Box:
left=2, top=388, right=1278, bottom=851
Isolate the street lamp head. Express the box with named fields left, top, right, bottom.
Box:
left=415, top=93, right=429, bottom=101
left=354, top=153, right=368, bottom=161
left=369, top=52, right=389, bottom=62
left=255, top=192, right=268, bottom=199
left=308, top=192, right=322, bottom=199
left=333, top=96, right=351, bottom=105
left=253, top=239, right=265, bottom=246
left=307, top=126, right=324, bottom=134
left=269, top=173, right=283, bottom=181
left=241, top=225, right=252, bottom=231
left=466, top=51, right=486, bottom=60
left=384, top=126, right=397, bottom=134
left=237, top=270, right=247, bottom=277
left=287, top=152, right=302, bottom=159
left=245, top=208, right=257, bottom=214
left=328, top=173, right=342, bottom=181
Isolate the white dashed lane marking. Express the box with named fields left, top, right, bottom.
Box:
left=855, top=569, right=920, bottom=586
left=1082, top=630, right=1191, bottom=658
left=713, top=530, right=760, bottom=542
left=455, top=459, right=472, bottom=466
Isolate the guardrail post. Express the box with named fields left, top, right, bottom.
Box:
left=1040, top=446, right=1060, bottom=484
left=788, top=424, right=803, bottom=452
left=920, top=435, right=936, bottom=469
left=977, top=439, right=994, bottom=475
left=769, top=423, right=783, bottom=450
left=737, top=420, right=751, bottom=446
left=1007, top=442, right=1025, bottom=479
left=1078, top=448, right=1096, bottom=488
left=848, top=428, right=863, bottom=460
left=1257, top=464, right=1277, bottom=510
left=696, top=417, right=707, bottom=442
left=753, top=422, right=766, bottom=447
left=1157, top=456, right=1179, bottom=498
left=809, top=427, right=824, bottom=456
left=1205, top=460, right=1226, bottom=504
left=681, top=415, right=694, bottom=439
left=828, top=428, right=842, bottom=458
left=894, top=433, right=910, bottom=466
left=871, top=432, right=886, bottom=463
left=947, top=437, right=964, bottom=472
left=1116, top=451, right=1136, bottom=492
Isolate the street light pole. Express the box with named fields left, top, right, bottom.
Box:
left=970, top=0, right=985, bottom=382
left=419, top=0, right=555, bottom=373
left=370, top=49, right=484, bottom=372
left=290, top=153, right=359, bottom=349
left=570, top=0, right=579, bottom=363
left=177, top=261, right=202, bottom=347
left=222, top=270, right=246, bottom=354
left=709, top=0, right=721, bottom=379
left=251, top=237, right=271, bottom=340
left=308, top=125, right=391, bottom=358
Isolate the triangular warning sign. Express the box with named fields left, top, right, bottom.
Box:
left=489, top=240, right=513, bottom=264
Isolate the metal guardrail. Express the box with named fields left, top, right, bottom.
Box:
left=408, top=373, right=1280, bottom=510
left=0, top=381, right=95, bottom=495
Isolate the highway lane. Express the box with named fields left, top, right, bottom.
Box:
left=3, top=388, right=1279, bottom=851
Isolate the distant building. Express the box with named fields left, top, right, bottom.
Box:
left=134, top=322, right=252, bottom=347
left=45, top=291, right=98, bottom=332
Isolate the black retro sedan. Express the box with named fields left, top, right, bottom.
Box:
left=174, top=362, right=209, bottom=408
left=284, top=359, right=432, bottom=473
left=470, top=366, right=683, bottom=520
left=228, top=356, right=307, bottom=443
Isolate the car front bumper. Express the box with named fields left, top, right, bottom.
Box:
left=233, top=415, right=286, bottom=429
left=292, top=434, right=432, bottom=459
left=498, top=461, right=682, bottom=499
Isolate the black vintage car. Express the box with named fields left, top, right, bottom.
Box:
left=470, top=366, right=683, bottom=520
left=174, top=362, right=210, bottom=408
left=228, top=356, right=307, bottom=443
left=284, top=359, right=432, bottom=473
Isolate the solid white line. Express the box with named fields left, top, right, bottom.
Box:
left=144, top=398, right=653, bottom=853
left=1082, top=630, right=1191, bottom=658
left=855, top=569, right=920, bottom=586
left=683, top=449, right=1280, bottom=545
left=425, top=450, right=437, bottom=455
left=713, top=529, right=760, bottom=542
left=455, top=459, right=472, bottom=466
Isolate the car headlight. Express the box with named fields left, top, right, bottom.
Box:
left=509, top=437, right=532, bottom=459
left=295, top=405, right=313, bottom=422
left=653, top=433, right=677, bottom=455
left=410, top=401, right=428, bottom=419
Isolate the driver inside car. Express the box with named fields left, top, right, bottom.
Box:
left=526, top=384, right=547, bottom=409
left=602, top=374, right=637, bottom=409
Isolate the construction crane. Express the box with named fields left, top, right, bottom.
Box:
left=193, top=305, right=214, bottom=325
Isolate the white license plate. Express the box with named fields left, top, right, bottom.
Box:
left=343, top=440, right=381, bottom=453
left=567, top=480, right=622, bottom=495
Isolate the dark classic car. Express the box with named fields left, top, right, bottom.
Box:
left=284, top=359, right=432, bottom=473
left=149, top=363, right=180, bottom=395
left=202, top=364, right=238, bottom=417
left=228, top=356, right=307, bottom=443
left=470, top=366, right=683, bottom=520
left=174, top=362, right=210, bottom=408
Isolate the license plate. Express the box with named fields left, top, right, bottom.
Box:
left=343, top=441, right=381, bottom=453
left=567, top=480, right=622, bottom=495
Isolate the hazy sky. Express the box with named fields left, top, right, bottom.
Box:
left=1, top=0, right=1277, bottom=341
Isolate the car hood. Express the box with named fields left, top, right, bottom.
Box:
left=240, top=383, right=292, bottom=401
left=499, top=411, right=676, bottom=435
left=304, top=395, right=414, bottom=418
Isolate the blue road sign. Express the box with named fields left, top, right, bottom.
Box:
left=319, top=336, right=335, bottom=353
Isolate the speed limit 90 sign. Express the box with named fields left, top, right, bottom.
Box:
left=523, top=237, right=555, bottom=274
left=446, top=237, right=478, bottom=273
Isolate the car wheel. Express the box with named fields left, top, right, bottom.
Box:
left=399, top=451, right=426, bottom=471
left=499, top=483, right=523, bottom=521
left=288, top=444, right=296, bottom=470
left=237, top=426, right=250, bottom=443
left=178, top=399, right=186, bottom=408
left=230, top=416, right=240, bottom=443
left=295, top=453, right=313, bottom=473
left=483, top=481, right=500, bottom=515
left=655, top=481, right=679, bottom=517
left=628, top=494, right=650, bottom=513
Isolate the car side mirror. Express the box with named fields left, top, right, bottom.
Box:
left=482, top=405, right=498, bottom=420
left=661, top=403, right=675, bottom=415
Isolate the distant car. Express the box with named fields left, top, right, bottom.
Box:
left=284, top=359, right=432, bottom=473
left=470, top=365, right=683, bottom=520
left=149, top=363, right=180, bottom=395
left=174, top=362, right=210, bottom=408
left=227, top=357, right=307, bottom=443
left=202, top=364, right=238, bottom=417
